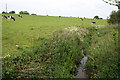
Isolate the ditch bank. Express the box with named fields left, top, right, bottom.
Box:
left=3, top=25, right=118, bottom=79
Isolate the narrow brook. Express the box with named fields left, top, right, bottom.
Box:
left=76, top=56, right=88, bottom=79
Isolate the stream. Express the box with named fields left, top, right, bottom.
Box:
left=76, top=55, right=88, bottom=79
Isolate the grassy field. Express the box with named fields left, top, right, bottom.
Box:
left=2, top=14, right=118, bottom=79
left=2, top=14, right=107, bottom=56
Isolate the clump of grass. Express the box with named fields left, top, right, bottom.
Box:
left=30, top=27, right=35, bottom=30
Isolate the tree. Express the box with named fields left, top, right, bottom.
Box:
left=31, top=13, right=36, bottom=15
left=19, top=11, right=29, bottom=15
left=102, top=0, right=120, bottom=9
left=19, top=11, right=24, bottom=14
left=94, top=16, right=99, bottom=19
left=103, top=0, right=120, bottom=23
left=2, top=11, right=6, bottom=14
left=99, top=18, right=103, bottom=19
left=9, top=11, right=15, bottom=14
left=23, top=11, right=29, bottom=15
left=107, top=10, right=119, bottom=24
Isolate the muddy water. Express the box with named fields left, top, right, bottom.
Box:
left=76, top=56, right=88, bottom=79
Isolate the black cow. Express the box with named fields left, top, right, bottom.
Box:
left=8, top=16, right=15, bottom=21
left=91, top=22, right=96, bottom=24
left=18, top=15, right=22, bottom=18
left=2, top=15, right=7, bottom=19
left=59, top=16, right=61, bottom=18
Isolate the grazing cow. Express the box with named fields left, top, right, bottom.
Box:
left=80, top=18, right=83, bottom=21
left=8, top=16, right=15, bottom=21
left=91, top=22, right=96, bottom=24
left=2, top=15, right=7, bottom=19
left=18, top=15, right=22, bottom=18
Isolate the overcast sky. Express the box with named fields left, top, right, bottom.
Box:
left=0, top=0, right=118, bottom=19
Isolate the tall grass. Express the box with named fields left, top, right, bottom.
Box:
left=86, top=25, right=119, bottom=78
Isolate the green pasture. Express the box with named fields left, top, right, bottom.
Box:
left=2, top=14, right=107, bottom=57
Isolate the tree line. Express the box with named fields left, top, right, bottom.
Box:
left=2, top=11, right=36, bottom=15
